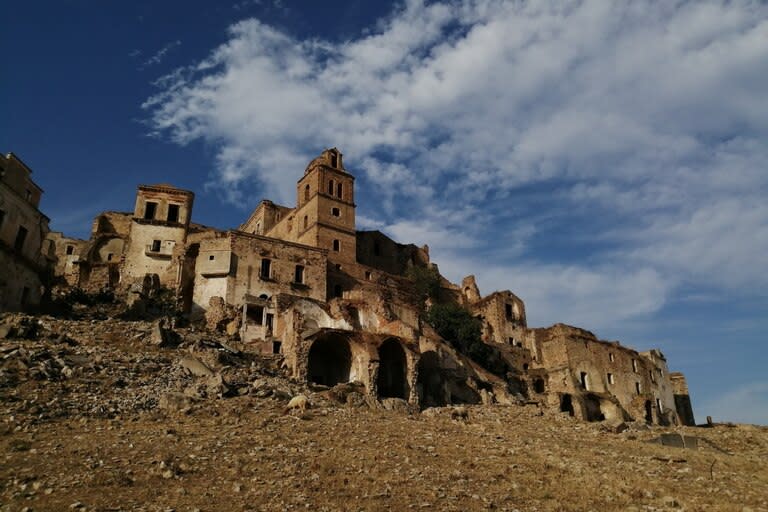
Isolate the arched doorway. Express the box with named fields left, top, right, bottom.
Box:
left=308, top=335, right=351, bottom=386
left=417, top=351, right=445, bottom=407
left=584, top=394, right=605, bottom=422
left=377, top=339, right=407, bottom=399
left=560, top=393, right=575, bottom=416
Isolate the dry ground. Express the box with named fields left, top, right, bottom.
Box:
left=1, top=317, right=767, bottom=512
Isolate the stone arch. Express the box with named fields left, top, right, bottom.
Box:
left=377, top=338, right=408, bottom=399
left=307, top=334, right=352, bottom=387
left=584, top=394, right=605, bottom=422
left=417, top=351, right=446, bottom=408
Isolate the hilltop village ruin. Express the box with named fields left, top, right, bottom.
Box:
left=1, top=148, right=695, bottom=426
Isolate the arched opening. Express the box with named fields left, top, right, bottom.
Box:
left=417, top=351, right=445, bottom=408
left=584, top=394, right=605, bottom=422
left=304, top=184, right=310, bottom=201
left=533, top=378, right=545, bottom=393
left=377, top=339, right=407, bottom=399
left=560, top=393, right=574, bottom=416
left=645, top=400, right=654, bottom=424
left=307, top=335, right=351, bottom=387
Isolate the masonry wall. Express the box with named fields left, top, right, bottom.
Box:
left=122, top=222, right=187, bottom=287
left=356, top=231, right=430, bottom=277
left=470, top=291, right=528, bottom=347
left=46, top=232, right=88, bottom=287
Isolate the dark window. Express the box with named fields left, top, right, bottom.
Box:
left=66, top=245, right=74, bottom=255
left=332, top=239, right=340, bottom=252
left=107, top=253, right=113, bottom=261
left=505, top=303, right=514, bottom=320
left=373, top=242, right=380, bottom=256
left=533, top=378, right=545, bottom=393
left=335, top=263, right=342, bottom=271
left=650, top=370, right=656, bottom=383
left=607, top=373, right=614, bottom=385
left=304, top=184, right=310, bottom=201
left=144, top=202, right=157, bottom=220
left=303, top=215, right=308, bottom=229
left=580, top=372, right=588, bottom=390
left=209, top=255, right=215, bottom=260
left=632, top=359, right=638, bottom=373
left=294, top=265, right=304, bottom=284
left=635, top=382, right=642, bottom=395
left=333, top=284, right=343, bottom=298
left=14, top=227, right=28, bottom=252
left=25, top=189, right=32, bottom=201
left=328, top=180, right=334, bottom=195
left=272, top=341, right=282, bottom=354
left=0, top=209, right=5, bottom=228
left=330, top=151, right=338, bottom=168
left=265, top=313, right=274, bottom=330
left=337, top=182, right=343, bottom=198
left=151, top=240, right=161, bottom=252
left=247, top=305, right=264, bottom=325
left=332, top=207, right=340, bottom=217
left=260, top=258, right=271, bottom=279
left=167, top=204, right=180, bottom=223
left=365, top=271, right=372, bottom=280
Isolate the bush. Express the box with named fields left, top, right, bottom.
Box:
left=425, top=303, right=508, bottom=376
left=406, top=264, right=441, bottom=303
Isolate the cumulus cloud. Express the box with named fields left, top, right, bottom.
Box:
left=143, top=0, right=768, bottom=329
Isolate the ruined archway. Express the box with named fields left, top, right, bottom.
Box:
left=584, top=394, right=605, bottom=422
left=307, top=334, right=351, bottom=387
left=377, top=339, right=407, bottom=399
left=560, top=393, right=575, bottom=416
left=417, top=351, right=446, bottom=408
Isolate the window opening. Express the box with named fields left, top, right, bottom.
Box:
left=635, top=382, right=641, bottom=395
left=330, top=151, right=338, bottom=168
left=365, top=271, right=372, bottom=280
left=107, top=253, right=113, bottom=261
left=337, top=182, right=343, bottom=198
left=265, top=313, right=274, bottom=331
left=332, top=207, right=340, bottom=217
left=650, top=370, right=656, bottom=383
left=580, top=372, right=589, bottom=390
left=294, top=265, right=304, bottom=284
left=632, top=359, right=638, bottom=373
left=303, top=215, right=308, bottom=229
left=0, top=209, right=5, bottom=228
left=144, top=202, right=157, bottom=220
left=505, top=303, right=514, bottom=320
left=247, top=305, right=264, bottom=325
left=533, top=378, right=545, bottom=393
left=66, top=245, right=74, bottom=255
left=151, top=240, right=161, bottom=252
left=332, top=239, right=340, bottom=252
left=304, top=184, right=310, bottom=201
left=609, top=353, right=615, bottom=362
left=272, top=341, right=282, bottom=354
left=656, top=398, right=663, bottom=413
left=607, top=373, right=614, bottom=385
left=328, top=180, right=334, bottom=195
left=260, top=258, right=271, bottom=280
left=14, top=227, right=28, bottom=252
left=209, top=255, right=215, bottom=260
left=167, top=204, right=180, bottom=223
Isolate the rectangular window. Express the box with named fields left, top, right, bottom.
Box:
left=247, top=305, right=264, bottom=325
left=294, top=265, right=304, bottom=284
left=332, top=207, right=340, bottom=217
left=365, top=271, right=372, bottom=280
left=332, top=239, right=340, bottom=252
left=609, top=353, right=615, bottom=362
left=167, top=204, right=180, bottom=223
left=260, top=258, right=271, bottom=279
left=580, top=372, right=589, bottom=390
left=632, top=359, right=638, bottom=373
left=66, top=245, right=74, bottom=255
left=656, top=398, right=663, bottom=413
left=151, top=240, right=161, bottom=252
left=330, top=152, right=338, bottom=168
left=328, top=180, right=334, bottom=195
left=107, top=253, right=113, bottom=261
left=505, top=303, right=513, bottom=320
left=272, top=341, right=282, bottom=354
left=607, top=373, right=614, bottom=385
left=144, top=201, right=157, bottom=220
left=265, top=313, right=274, bottom=330
left=650, top=370, right=656, bottom=383
left=337, top=182, right=343, bottom=198
left=14, top=226, right=28, bottom=252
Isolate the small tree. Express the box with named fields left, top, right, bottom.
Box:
left=406, top=264, right=441, bottom=303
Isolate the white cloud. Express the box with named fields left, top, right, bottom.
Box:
left=140, top=40, right=182, bottom=69
left=143, top=0, right=768, bottom=328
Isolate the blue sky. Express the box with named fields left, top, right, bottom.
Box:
left=2, top=0, right=767, bottom=424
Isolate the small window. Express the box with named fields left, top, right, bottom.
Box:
left=580, top=372, right=589, bottom=390
left=635, top=382, right=641, bottom=395
left=337, top=182, right=343, bottom=198
left=255, top=222, right=261, bottom=235
left=144, top=202, right=157, bottom=220
left=107, top=253, right=113, bottom=261
left=265, top=313, right=274, bottom=330
left=365, top=271, right=372, bottom=280
left=332, top=207, right=340, bottom=217
left=167, top=204, right=180, bottom=223
left=14, top=227, right=28, bottom=252
left=151, top=240, right=161, bottom=252
left=330, top=151, right=338, bottom=168
left=247, top=305, right=264, bottom=325
left=609, top=353, right=615, bottom=362
left=0, top=209, right=5, bottom=228
left=632, top=359, right=638, bottom=373
left=508, top=337, right=514, bottom=344
left=607, top=373, right=614, bottom=385
left=66, top=245, right=74, bottom=255
left=332, top=239, right=340, bottom=252
left=260, top=258, right=271, bottom=279
left=303, top=215, right=308, bottom=229
left=294, top=265, right=304, bottom=284
left=209, top=255, right=215, bottom=261
left=304, top=184, right=310, bottom=201
left=505, top=303, right=514, bottom=320
left=272, top=341, right=282, bottom=354
left=328, top=180, right=334, bottom=195
left=25, top=189, right=32, bottom=201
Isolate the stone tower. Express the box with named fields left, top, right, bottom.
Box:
left=293, top=148, right=356, bottom=266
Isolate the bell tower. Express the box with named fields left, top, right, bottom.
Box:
left=294, top=148, right=356, bottom=265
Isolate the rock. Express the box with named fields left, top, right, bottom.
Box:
left=179, top=355, right=215, bottom=378
left=345, top=391, right=368, bottom=408
left=381, top=398, right=410, bottom=413
left=650, top=433, right=699, bottom=449
left=451, top=406, right=469, bottom=421
left=150, top=318, right=179, bottom=347
left=603, top=420, right=629, bottom=434
left=0, top=322, right=12, bottom=339
left=158, top=392, right=195, bottom=412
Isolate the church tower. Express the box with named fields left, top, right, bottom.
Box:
left=294, top=148, right=356, bottom=266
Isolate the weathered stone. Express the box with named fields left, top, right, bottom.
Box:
left=179, top=355, right=214, bottom=378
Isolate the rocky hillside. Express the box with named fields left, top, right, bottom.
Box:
left=1, top=312, right=766, bottom=512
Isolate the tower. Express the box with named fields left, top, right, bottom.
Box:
left=293, top=148, right=356, bottom=266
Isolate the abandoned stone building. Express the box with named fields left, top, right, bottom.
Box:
left=0, top=152, right=55, bottom=311
left=44, top=147, right=696, bottom=425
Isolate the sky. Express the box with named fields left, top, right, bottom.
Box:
left=2, top=0, right=767, bottom=424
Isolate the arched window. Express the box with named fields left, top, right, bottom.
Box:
left=337, top=182, right=343, bottom=198
left=304, top=184, right=310, bottom=201
left=328, top=180, right=334, bottom=195
left=303, top=215, right=308, bottom=229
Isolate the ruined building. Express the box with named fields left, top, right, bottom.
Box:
left=0, top=153, right=55, bottom=311
left=45, top=148, right=696, bottom=425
